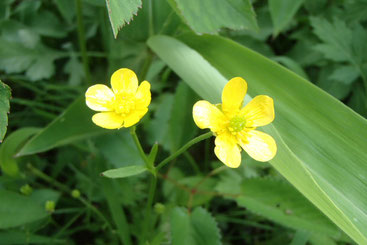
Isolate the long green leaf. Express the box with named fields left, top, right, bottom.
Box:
left=101, top=165, right=147, bottom=178
left=148, top=34, right=367, bottom=244
left=0, top=80, right=11, bottom=141
left=17, top=97, right=105, bottom=156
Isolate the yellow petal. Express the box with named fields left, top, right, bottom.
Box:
left=241, top=95, right=274, bottom=127
left=238, top=130, right=277, bottom=162
left=85, top=84, right=115, bottom=111
left=111, top=68, right=138, bottom=94
left=123, top=108, right=148, bottom=128
left=135, top=81, right=151, bottom=109
left=214, top=133, right=241, bottom=168
left=92, top=112, right=124, bottom=129
left=222, top=77, right=247, bottom=116
left=192, top=100, right=226, bottom=133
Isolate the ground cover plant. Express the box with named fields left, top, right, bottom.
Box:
left=0, top=0, right=367, bottom=244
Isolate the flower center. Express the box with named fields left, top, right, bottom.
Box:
left=228, top=116, right=246, bottom=134
left=114, top=92, right=136, bottom=117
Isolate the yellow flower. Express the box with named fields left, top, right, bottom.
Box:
left=192, top=77, right=277, bottom=168
left=85, top=68, right=151, bottom=129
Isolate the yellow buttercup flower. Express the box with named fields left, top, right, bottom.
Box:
left=85, top=68, right=151, bottom=129
left=192, top=77, right=277, bottom=168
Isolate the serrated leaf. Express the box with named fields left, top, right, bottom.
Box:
left=170, top=207, right=221, bottom=245
left=170, top=0, right=258, bottom=34
left=269, top=0, right=304, bottom=36
left=0, top=190, right=47, bottom=228
left=0, top=80, right=11, bottom=141
left=105, top=0, right=142, bottom=38
left=102, top=165, right=147, bottom=178
left=0, top=128, right=40, bottom=176
left=16, top=96, right=105, bottom=156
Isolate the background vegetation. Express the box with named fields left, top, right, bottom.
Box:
left=0, top=0, right=366, bottom=244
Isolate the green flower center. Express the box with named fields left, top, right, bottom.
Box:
left=114, top=92, right=136, bottom=116
left=228, top=116, right=246, bottom=133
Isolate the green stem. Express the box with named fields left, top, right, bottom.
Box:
left=75, top=0, right=91, bottom=85
left=27, top=163, right=113, bottom=230
left=130, top=126, right=150, bottom=168
left=141, top=174, right=157, bottom=244
left=156, top=132, right=213, bottom=171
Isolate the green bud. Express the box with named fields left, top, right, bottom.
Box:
left=154, top=203, right=165, bottom=214
left=20, top=184, right=33, bottom=196
left=45, top=200, right=56, bottom=213
left=71, top=189, right=81, bottom=198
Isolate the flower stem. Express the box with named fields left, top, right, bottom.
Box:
left=130, top=126, right=150, bottom=168
left=156, top=132, right=213, bottom=171
left=141, top=174, right=157, bottom=244
left=75, top=0, right=91, bottom=85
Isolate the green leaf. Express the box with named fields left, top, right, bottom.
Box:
left=102, top=165, right=147, bottom=178
left=170, top=207, right=221, bottom=245
left=170, top=0, right=258, bottom=34
left=0, top=128, right=40, bottom=176
left=63, top=55, right=84, bottom=85
left=235, top=178, right=340, bottom=237
left=17, top=97, right=105, bottom=156
left=105, top=0, right=142, bottom=38
left=0, top=80, right=10, bottom=141
left=328, top=65, right=359, bottom=85
left=0, top=190, right=47, bottom=228
left=148, top=34, right=367, bottom=244
left=269, top=0, right=304, bottom=36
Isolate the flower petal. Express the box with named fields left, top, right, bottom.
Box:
left=222, top=77, right=247, bottom=116
left=241, top=95, right=274, bottom=127
left=238, top=130, right=277, bottom=162
left=214, top=133, right=241, bottom=168
left=111, top=68, right=138, bottom=94
left=135, top=81, right=151, bottom=109
left=92, top=112, right=124, bottom=129
left=123, top=108, right=148, bottom=128
left=85, top=84, right=115, bottom=111
left=192, top=100, right=226, bottom=133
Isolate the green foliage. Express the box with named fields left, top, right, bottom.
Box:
left=1, top=0, right=367, bottom=244
left=0, top=80, right=11, bottom=141
left=168, top=0, right=258, bottom=34
left=102, top=165, right=147, bottom=178
left=105, top=0, right=142, bottom=38
left=170, top=207, right=221, bottom=245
